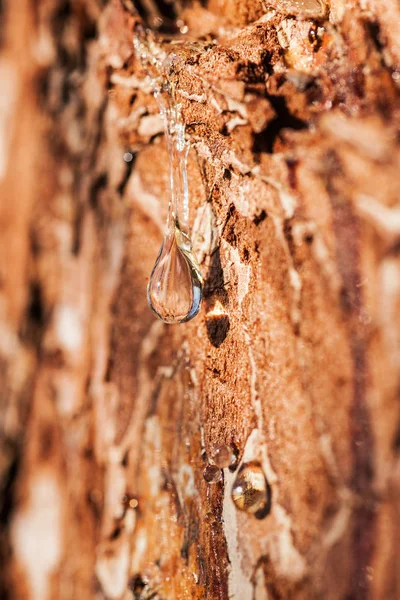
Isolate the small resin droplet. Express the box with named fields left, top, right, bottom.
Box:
left=203, top=464, right=222, bottom=484
left=209, top=444, right=238, bottom=469
left=231, top=463, right=270, bottom=518
left=123, top=151, right=134, bottom=162
left=121, top=494, right=139, bottom=509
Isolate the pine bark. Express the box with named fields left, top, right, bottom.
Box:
left=1, top=0, right=400, bottom=599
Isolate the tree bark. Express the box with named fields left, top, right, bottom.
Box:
left=1, top=0, right=400, bottom=599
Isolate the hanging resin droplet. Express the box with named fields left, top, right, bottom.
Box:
left=147, top=223, right=202, bottom=324
left=231, top=462, right=270, bottom=518
left=134, top=31, right=203, bottom=324
left=147, top=101, right=202, bottom=323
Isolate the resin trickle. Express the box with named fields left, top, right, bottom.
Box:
left=134, top=30, right=203, bottom=324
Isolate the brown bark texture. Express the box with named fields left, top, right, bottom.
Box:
left=1, top=0, right=400, bottom=599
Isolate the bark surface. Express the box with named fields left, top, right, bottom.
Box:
left=1, top=0, right=400, bottom=599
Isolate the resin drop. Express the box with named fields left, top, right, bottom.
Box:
left=148, top=228, right=202, bottom=323
left=203, top=464, right=222, bottom=484
left=146, top=103, right=202, bottom=323
left=231, top=463, right=270, bottom=518
left=134, top=29, right=203, bottom=324
left=209, top=444, right=238, bottom=469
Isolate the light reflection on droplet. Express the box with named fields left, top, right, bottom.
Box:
left=206, top=300, right=227, bottom=318
left=121, top=494, right=139, bottom=510
left=123, top=151, right=134, bottom=162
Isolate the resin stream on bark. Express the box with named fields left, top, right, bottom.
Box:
left=134, top=30, right=203, bottom=324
